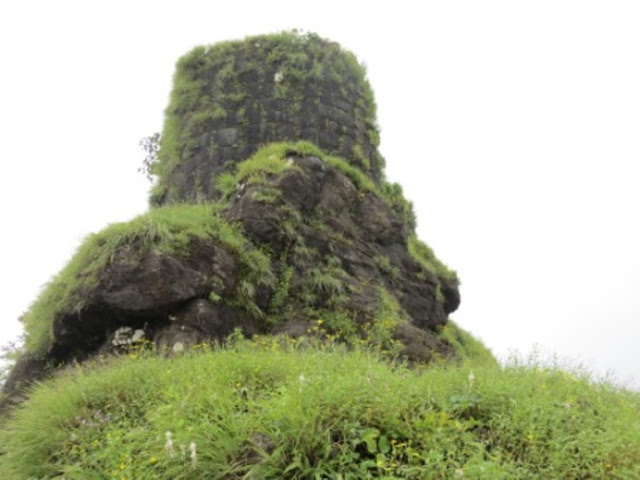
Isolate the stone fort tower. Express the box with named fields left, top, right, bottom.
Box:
left=151, top=31, right=385, bottom=205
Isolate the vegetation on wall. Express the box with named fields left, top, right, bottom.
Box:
left=151, top=30, right=384, bottom=205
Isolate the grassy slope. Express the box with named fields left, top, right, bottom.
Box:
left=1, top=340, right=638, bottom=479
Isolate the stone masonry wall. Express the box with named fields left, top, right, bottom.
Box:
left=152, top=31, right=384, bottom=205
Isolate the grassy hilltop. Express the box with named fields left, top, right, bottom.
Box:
left=1, top=338, right=639, bottom=478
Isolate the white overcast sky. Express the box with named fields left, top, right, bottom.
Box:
left=1, top=1, right=638, bottom=388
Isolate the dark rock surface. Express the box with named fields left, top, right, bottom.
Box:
left=87, top=157, right=451, bottom=357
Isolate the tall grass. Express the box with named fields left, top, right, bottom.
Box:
left=1, top=341, right=638, bottom=479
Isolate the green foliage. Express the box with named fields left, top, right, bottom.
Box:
left=308, top=268, right=345, bottom=297
left=291, top=241, right=315, bottom=261
left=236, top=141, right=379, bottom=200
left=352, top=143, right=370, bottom=170
left=440, top=320, right=499, bottom=368
left=269, top=266, right=294, bottom=313
left=251, top=186, right=282, bottom=204
left=380, top=181, right=416, bottom=230
left=306, top=256, right=347, bottom=299
left=324, top=152, right=377, bottom=192
left=208, top=291, right=222, bottom=304
left=216, top=141, right=322, bottom=200
left=138, top=132, right=161, bottom=181
left=309, top=312, right=359, bottom=344
left=367, top=287, right=404, bottom=354
left=235, top=143, right=298, bottom=184
left=264, top=141, right=416, bottom=237
left=373, top=255, right=399, bottom=280
left=1, top=344, right=638, bottom=478
left=304, top=287, right=406, bottom=357
left=214, top=171, right=236, bottom=196
left=408, top=234, right=457, bottom=283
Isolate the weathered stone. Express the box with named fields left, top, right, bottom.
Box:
left=112, top=327, right=145, bottom=346
left=93, top=249, right=210, bottom=312
left=222, top=156, right=456, bottom=335
left=217, top=128, right=238, bottom=146
left=155, top=33, right=383, bottom=205
left=154, top=324, right=207, bottom=353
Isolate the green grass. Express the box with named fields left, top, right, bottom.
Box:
left=217, top=141, right=326, bottom=198
left=408, top=234, right=458, bottom=284
left=439, top=320, right=498, bottom=368
left=1, top=341, right=638, bottom=479
left=20, top=205, right=273, bottom=358
left=234, top=144, right=299, bottom=184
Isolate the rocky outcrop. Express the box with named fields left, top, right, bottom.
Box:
left=2, top=32, right=462, bottom=411
left=48, top=152, right=457, bottom=361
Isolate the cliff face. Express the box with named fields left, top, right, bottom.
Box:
left=2, top=32, right=461, bottom=409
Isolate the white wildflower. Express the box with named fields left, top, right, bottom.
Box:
left=274, top=71, right=284, bottom=83
left=189, top=441, right=197, bottom=467
left=467, top=371, right=475, bottom=390
left=165, top=431, right=174, bottom=458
